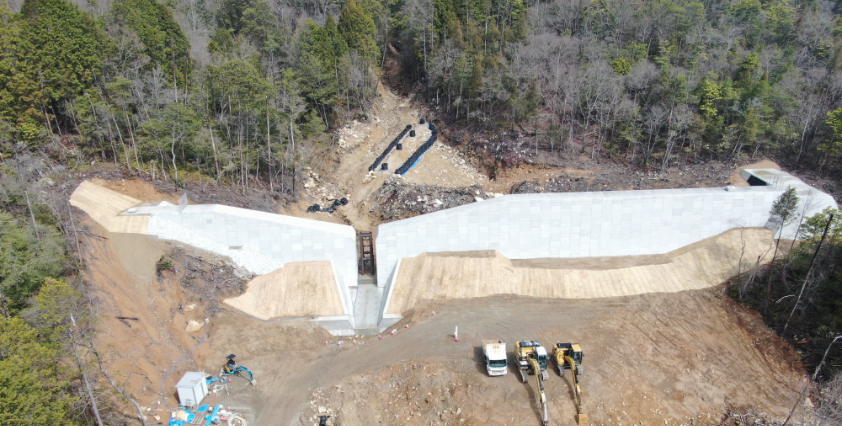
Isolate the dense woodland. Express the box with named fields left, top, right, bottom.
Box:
left=1, top=0, right=842, bottom=182
left=1, top=0, right=842, bottom=423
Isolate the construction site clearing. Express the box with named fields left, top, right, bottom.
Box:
left=65, top=90, right=840, bottom=426
left=70, top=177, right=810, bottom=426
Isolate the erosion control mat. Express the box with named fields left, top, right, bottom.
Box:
left=387, top=228, right=774, bottom=315
left=69, top=180, right=148, bottom=233
left=222, top=261, right=346, bottom=319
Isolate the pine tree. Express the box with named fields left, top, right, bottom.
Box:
left=10, top=0, right=108, bottom=127
left=113, top=0, right=192, bottom=86
left=338, top=0, right=377, bottom=59
left=0, top=316, right=79, bottom=426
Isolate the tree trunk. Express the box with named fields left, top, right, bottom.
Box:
left=111, top=112, right=131, bottom=169
left=267, top=101, right=273, bottom=192
left=783, top=214, right=834, bottom=334
left=124, top=110, right=141, bottom=173
left=24, top=190, right=40, bottom=241
left=764, top=228, right=784, bottom=313
left=92, top=346, right=146, bottom=425
left=72, top=339, right=103, bottom=426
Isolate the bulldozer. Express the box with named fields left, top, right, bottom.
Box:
left=515, top=341, right=550, bottom=426
left=553, top=343, right=587, bottom=426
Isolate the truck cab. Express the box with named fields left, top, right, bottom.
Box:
left=483, top=340, right=508, bottom=376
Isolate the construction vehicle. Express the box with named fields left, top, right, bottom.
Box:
left=553, top=343, right=583, bottom=376
left=554, top=343, right=587, bottom=426
left=482, top=339, right=508, bottom=376
left=221, top=354, right=256, bottom=386
left=515, top=340, right=549, bottom=381
left=515, top=341, right=549, bottom=426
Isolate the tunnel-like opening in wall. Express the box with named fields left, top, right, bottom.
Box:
left=746, top=175, right=769, bottom=186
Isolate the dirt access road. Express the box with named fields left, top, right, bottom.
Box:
left=289, top=85, right=488, bottom=231
left=205, top=290, right=802, bottom=426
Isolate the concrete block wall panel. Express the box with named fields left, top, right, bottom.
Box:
left=126, top=204, right=358, bottom=313
left=741, top=169, right=839, bottom=240
left=146, top=216, right=285, bottom=275
left=375, top=186, right=793, bottom=287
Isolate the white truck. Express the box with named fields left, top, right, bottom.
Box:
left=483, top=339, right=508, bottom=376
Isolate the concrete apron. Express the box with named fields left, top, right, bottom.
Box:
left=353, top=276, right=383, bottom=335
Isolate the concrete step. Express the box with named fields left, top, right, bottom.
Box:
left=353, top=284, right=382, bottom=332
left=355, top=327, right=380, bottom=336
left=357, top=275, right=377, bottom=285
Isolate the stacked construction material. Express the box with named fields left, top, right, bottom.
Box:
left=306, top=198, right=348, bottom=213
left=395, top=123, right=437, bottom=175
left=369, top=125, right=412, bottom=171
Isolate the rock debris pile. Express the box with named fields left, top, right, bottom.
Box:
left=369, top=178, right=492, bottom=220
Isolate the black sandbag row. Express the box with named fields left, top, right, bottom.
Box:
left=368, top=125, right=412, bottom=172
left=306, top=197, right=348, bottom=213
left=395, top=124, right=437, bottom=175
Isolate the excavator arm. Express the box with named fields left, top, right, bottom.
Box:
left=565, top=355, right=587, bottom=426
left=528, top=357, right=549, bottom=426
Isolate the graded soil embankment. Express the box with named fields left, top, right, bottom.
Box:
left=386, top=228, right=774, bottom=315
left=89, top=177, right=183, bottom=204
left=223, top=261, right=345, bottom=319
left=69, top=180, right=148, bottom=233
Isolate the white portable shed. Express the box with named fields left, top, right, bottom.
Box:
left=175, top=372, right=208, bottom=407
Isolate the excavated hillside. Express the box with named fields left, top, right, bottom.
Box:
left=70, top=88, right=810, bottom=426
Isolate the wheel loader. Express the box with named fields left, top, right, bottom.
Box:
left=554, top=343, right=587, bottom=426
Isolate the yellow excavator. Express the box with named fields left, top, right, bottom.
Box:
left=515, top=341, right=549, bottom=426
left=554, top=343, right=587, bottom=426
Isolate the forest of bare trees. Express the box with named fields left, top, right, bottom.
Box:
left=392, top=0, right=842, bottom=173
left=3, top=0, right=842, bottom=189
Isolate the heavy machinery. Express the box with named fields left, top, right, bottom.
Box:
left=515, top=341, right=550, bottom=426
left=554, top=343, right=587, bottom=426
left=221, top=354, right=256, bottom=386
left=553, top=343, right=583, bottom=377
left=515, top=340, right=550, bottom=381
left=482, top=339, right=508, bottom=376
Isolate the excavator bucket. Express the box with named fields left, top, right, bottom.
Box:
left=577, top=413, right=588, bottom=426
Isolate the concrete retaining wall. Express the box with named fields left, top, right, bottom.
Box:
left=375, top=172, right=837, bottom=290
left=124, top=204, right=358, bottom=315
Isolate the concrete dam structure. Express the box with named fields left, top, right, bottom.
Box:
left=374, top=168, right=837, bottom=329
left=70, top=168, right=837, bottom=336
left=71, top=181, right=359, bottom=335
